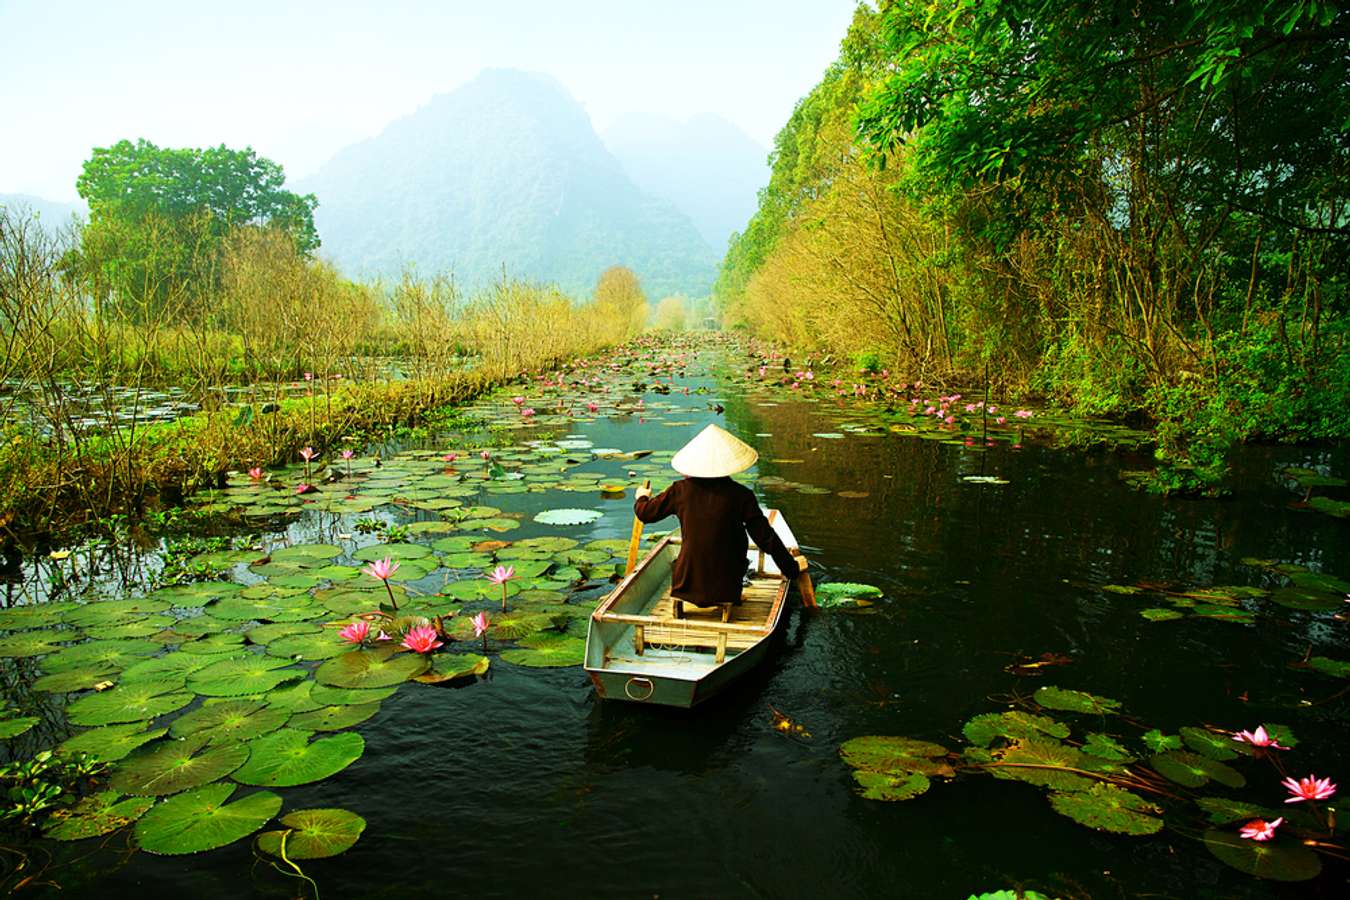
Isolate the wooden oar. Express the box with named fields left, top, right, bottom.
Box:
left=625, top=480, right=652, bottom=575
left=796, top=554, right=818, bottom=609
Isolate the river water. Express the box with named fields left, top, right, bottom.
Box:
left=35, top=338, right=1350, bottom=898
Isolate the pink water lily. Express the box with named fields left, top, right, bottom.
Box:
left=443, top=452, right=458, bottom=463
left=472, top=611, right=491, bottom=650
left=341, top=449, right=354, bottom=460
left=521, top=407, right=535, bottom=417
left=363, top=557, right=399, bottom=581
left=1238, top=817, right=1282, bottom=841
left=300, top=446, right=316, bottom=461
left=1232, top=726, right=1286, bottom=749
left=363, top=557, right=400, bottom=611
left=1014, top=409, right=1033, bottom=419
left=295, top=482, right=315, bottom=495
left=587, top=402, right=599, bottom=413
left=511, top=396, right=525, bottom=406
left=338, top=620, right=370, bottom=644
left=248, top=467, right=265, bottom=480
left=480, top=450, right=491, bottom=460
left=401, top=624, right=443, bottom=654
left=1282, top=774, right=1336, bottom=803
left=487, top=564, right=516, bottom=611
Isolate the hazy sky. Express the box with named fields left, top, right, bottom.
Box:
left=0, top=0, right=860, bottom=201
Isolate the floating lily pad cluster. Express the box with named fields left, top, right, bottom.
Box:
left=1283, top=466, right=1349, bottom=520
left=840, top=686, right=1338, bottom=881
left=4, top=338, right=783, bottom=866
left=1101, top=558, right=1349, bottom=626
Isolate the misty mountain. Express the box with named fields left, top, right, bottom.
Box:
left=0, top=193, right=86, bottom=230
left=296, top=69, right=717, bottom=298
left=602, top=112, right=768, bottom=253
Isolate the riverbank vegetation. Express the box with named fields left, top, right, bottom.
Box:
left=1, top=177, right=649, bottom=544
left=716, top=2, right=1349, bottom=491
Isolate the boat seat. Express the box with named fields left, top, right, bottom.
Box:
left=636, top=622, right=762, bottom=663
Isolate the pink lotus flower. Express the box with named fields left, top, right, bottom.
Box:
left=1238, top=817, right=1283, bottom=841
left=1232, top=726, right=1286, bottom=749
left=996, top=416, right=1007, bottom=425
left=248, top=467, right=265, bottom=480
left=304, top=371, right=313, bottom=382
left=341, top=449, right=354, bottom=460
left=521, top=408, right=535, bottom=417
left=472, top=611, right=490, bottom=642
left=295, top=482, right=314, bottom=495
left=1014, top=409, right=1033, bottom=419
left=480, top=450, right=491, bottom=460
left=587, top=402, right=599, bottom=413
left=401, top=624, right=443, bottom=654
left=338, top=620, right=370, bottom=644
left=1282, top=774, right=1336, bottom=803
left=443, top=452, right=458, bottom=463
left=300, top=447, right=316, bottom=461
left=944, top=415, right=955, bottom=425
left=511, top=396, right=525, bottom=406
left=488, top=564, right=516, bottom=611
left=363, top=557, right=399, bottom=582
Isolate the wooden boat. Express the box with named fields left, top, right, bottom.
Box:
left=584, top=509, right=800, bottom=708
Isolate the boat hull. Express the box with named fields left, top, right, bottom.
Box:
left=584, top=511, right=798, bottom=708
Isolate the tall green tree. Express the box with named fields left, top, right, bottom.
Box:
left=73, top=139, right=318, bottom=321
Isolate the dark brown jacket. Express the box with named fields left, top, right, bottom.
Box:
left=634, top=476, right=797, bottom=607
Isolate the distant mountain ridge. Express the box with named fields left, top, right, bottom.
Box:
left=602, top=112, right=768, bottom=253
left=0, top=193, right=86, bottom=229
left=297, top=69, right=717, bottom=297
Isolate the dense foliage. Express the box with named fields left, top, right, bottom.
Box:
left=717, top=2, right=1350, bottom=490
left=72, top=139, right=317, bottom=322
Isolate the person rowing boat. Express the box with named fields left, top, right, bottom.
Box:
left=633, top=424, right=803, bottom=618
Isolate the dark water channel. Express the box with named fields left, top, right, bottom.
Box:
left=43, top=346, right=1350, bottom=899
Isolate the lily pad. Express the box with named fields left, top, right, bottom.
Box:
left=44, top=791, right=155, bottom=841
left=1307, top=656, right=1350, bottom=678
left=0, top=630, right=68, bottom=658
left=1140, top=608, right=1184, bottom=622
left=315, top=645, right=429, bottom=688
left=232, top=728, right=364, bottom=787
left=256, top=807, right=366, bottom=860
left=290, top=703, right=381, bottom=732
left=308, top=684, right=398, bottom=706
left=413, top=653, right=490, bottom=684
left=533, top=508, right=603, bottom=526
left=988, top=738, right=1095, bottom=792
left=500, top=632, right=586, bottom=667
left=1195, top=796, right=1282, bottom=825
left=0, top=716, right=39, bottom=738
left=1179, top=726, right=1242, bottom=761
left=58, top=723, right=170, bottom=762
left=839, top=736, right=953, bottom=777
left=134, top=782, right=281, bottom=855
left=1150, top=751, right=1246, bottom=788
left=188, top=656, right=305, bottom=697
left=963, top=712, right=1069, bottom=748
left=67, top=681, right=194, bottom=726
left=1047, top=783, right=1164, bottom=835
left=264, top=632, right=349, bottom=661
left=1203, top=829, right=1322, bottom=881
left=111, top=733, right=250, bottom=795
left=851, top=769, right=930, bottom=802
left=169, top=700, right=289, bottom=745
left=1141, top=729, right=1183, bottom=752
left=1033, top=686, right=1121, bottom=715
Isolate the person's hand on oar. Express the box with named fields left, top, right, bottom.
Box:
left=790, top=547, right=818, bottom=609
left=626, top=480, right=653, bottom=575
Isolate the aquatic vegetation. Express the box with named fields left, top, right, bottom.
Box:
left=840, top=684, right=1342, bottom=881
left=256, top=807, right=366, bottom=860
left=814, top=582, right=882, bottom=608
left=400, top=625, right=443, bottom=654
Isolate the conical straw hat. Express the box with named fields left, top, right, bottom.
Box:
left=671, top=424, right=758, bottom=478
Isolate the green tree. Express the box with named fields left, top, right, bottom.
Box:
left=73, top=139, right=318, bottom=321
